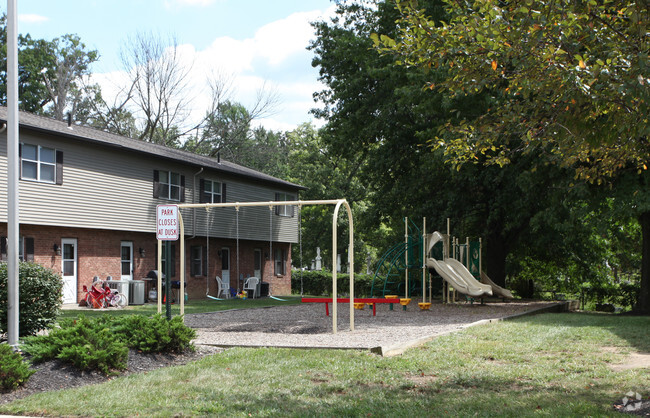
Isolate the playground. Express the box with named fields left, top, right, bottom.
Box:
left=186, top=300, right=561, bottom=355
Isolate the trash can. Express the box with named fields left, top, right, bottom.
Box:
left=260, top=282, right=269, bottom=297
left=129, top=280, right=145, bottom=305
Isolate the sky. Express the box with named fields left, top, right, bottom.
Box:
left=9, top=0, right=336, bottom=132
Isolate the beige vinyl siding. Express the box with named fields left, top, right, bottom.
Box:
left=189, top=173, right=299, bottom=243
left=1, top=132, right=299, bottom=243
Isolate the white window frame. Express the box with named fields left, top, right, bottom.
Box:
left=276, top=192, right=295, bottom=217
left=274, top=248, right=286, bottom=276
left=190, top=245, right=204, bottom=276
left=204, top=180, right=222, bottom=203
left=159, top=170, right=182, bottom=201
left=21, top=143, right=56, bottom=183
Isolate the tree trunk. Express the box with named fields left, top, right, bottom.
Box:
left=485, top=232, right=507, bottom=288
left=636, top=210, right=650, bottom=315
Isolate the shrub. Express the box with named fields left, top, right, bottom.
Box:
left=22, top=314, right=196, bottom=375
left=23, top=316, right=128, bottom=375
left=0, top=343, right=35, bottom=390
left=113, top=314, right=196, bottom=353
left=0, top=262, right=63, bottom=336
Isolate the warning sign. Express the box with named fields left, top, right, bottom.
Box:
left=156, top=205, right=179, bottom=240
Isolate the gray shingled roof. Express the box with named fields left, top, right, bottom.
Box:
left=0, top=107, right=304, bottom=190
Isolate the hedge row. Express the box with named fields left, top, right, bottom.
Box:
left=291, top=270, right=386, bottom=297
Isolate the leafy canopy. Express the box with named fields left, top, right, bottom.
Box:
left=377, top=0, right=649, bottom=182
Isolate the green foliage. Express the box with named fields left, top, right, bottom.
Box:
left=0, top=343, right=35, bottom=390
left=23, top=316, right=128, bottom=375
left=0, top=262, right=63, bottom=336
left=291, top=270, right=379, bottom=297
left=1, top=16, right=99, bottom=118
left=383, top=0, right=649, bottom=180
left=22, top=314, right=196, bottom=375
left=112, top=314, right=196, bottom=354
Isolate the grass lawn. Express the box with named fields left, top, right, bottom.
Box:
left=57, top=296, right=302, bottom=320
left=2, top=312, right=648, bottom=417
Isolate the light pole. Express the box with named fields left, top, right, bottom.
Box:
left=7, top=0, right=21, bottom=348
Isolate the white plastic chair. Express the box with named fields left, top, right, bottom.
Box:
left=216, top=276, right=230, bottom=299
left=243, top=277, right=260, bottom=299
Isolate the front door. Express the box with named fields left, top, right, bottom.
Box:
left=221, top=247, right=230, bottom=287
left=121, top=241, right=133, bottom=281
left=254, top=249, right=262, bottom=279
left=61, top=238, right=77, bottom=304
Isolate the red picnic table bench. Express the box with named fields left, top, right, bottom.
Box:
left=301, top=297, right=401, bottom=316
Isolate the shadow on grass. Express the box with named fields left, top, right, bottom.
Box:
left=510, top=311, right=650, bottom=353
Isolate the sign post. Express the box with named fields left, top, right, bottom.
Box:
left=157, top=205, right=178, bottom=320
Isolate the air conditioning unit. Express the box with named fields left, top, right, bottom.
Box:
left=106, top=280, right=129, bottom=305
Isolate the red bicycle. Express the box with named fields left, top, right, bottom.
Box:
left=82, top=280, right=127, bottom=308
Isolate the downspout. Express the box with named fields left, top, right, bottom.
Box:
left=191, top=167, right=204, bottom=238
left=0, top=122, right=7, bottom=133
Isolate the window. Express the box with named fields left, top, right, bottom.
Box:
left=274, top=248, right=285, bottom=276
left=275, top=192, right=295, bottom=217
left=20, top=143, right=63, bottom=184
left=190, top=245, right=207, bottom=277
left=199, top=179, right=226, bottom=203
left=153, top=170, right=185, bottom=202
left=155, top=244, right=176, bottom=277
left=1, top=236, right=34, bottom=261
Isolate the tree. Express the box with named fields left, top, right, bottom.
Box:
left=73, top=82, right=140, bottom=138
left=379, top=0, right=650, bottom=313
left=1, top=15, right=54, bottom=113
left=182, top=73, right=281, bottom=160
left=285, top=123, right=372, bottom=273
left=120, top=32, right=192, bottom=146
left=40, top=34, right=99, bottom=121
left=1, top=15, right=100, bottom=119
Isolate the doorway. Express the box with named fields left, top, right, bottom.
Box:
left=61, top=238, right=77, bottom=304
left=254, top=248, right=262, bottom=279
left=121, top=241, right=133, bottom=281
left=221, top=247, right=230, bottom=287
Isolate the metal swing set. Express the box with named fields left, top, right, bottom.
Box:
left=155, top=199, right=357, bottom=333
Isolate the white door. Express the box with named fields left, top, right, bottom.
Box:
left=221, top=247, right=230, bottom=286
left=61, top=238, right=77, bottom=304
left=254, top=249, right=262, bottom=279
left=121, top=241, right=133, bottom=281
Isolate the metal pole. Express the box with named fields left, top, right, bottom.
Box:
left=7, top=0, right=20, bottom=347
left=404, top=217, right=408, bottom=299
left=479, top=237, right=482, bottom=278
left=179, top=215, right=185, bottom=316
left=157, top=240, right=162, bottom=313
left=332, top=206, right=338, bottom=334
left=422, top=217, right=426, bottom=303
left=165, top=241, right=171, bottom=320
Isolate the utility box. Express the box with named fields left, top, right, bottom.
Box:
left=129, top=280, right=145, bottom=305
left=260, top=282, right=269, bottom=297
left=106, top=280, right=129, bottom=304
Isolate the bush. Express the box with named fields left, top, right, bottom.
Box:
left=23, top=316, right=128, bottom=375
left=0, top=262, right=63, bottom=336
left=0, top=343, right=35, bottom=390
left=22, top=314, right=196, bottom=375
left=113, top=314, right=196, bottom=354
left=292, top=270, right=382, bottom=297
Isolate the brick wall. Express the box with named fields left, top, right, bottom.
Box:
left=0, top=223, right=293, bottom=302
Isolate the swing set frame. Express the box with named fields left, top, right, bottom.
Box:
left=156, top=199, right=356, bottom=333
